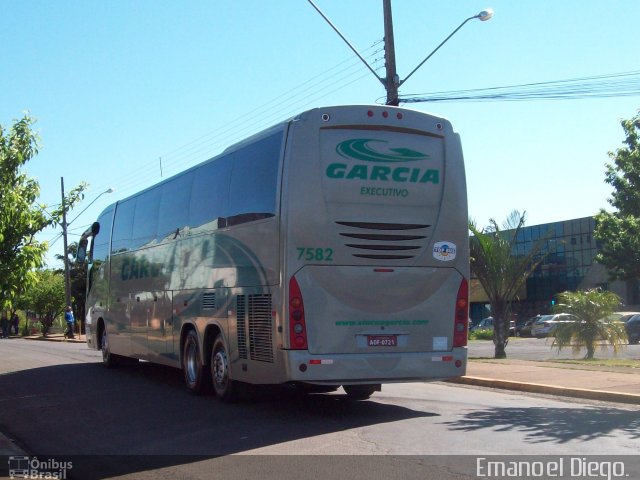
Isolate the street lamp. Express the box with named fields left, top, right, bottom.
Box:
left=397, top=8, right=494, bottom=97
left=307, top=1, right=494, bottom=106
left=61, top=180, right=114, bottom=338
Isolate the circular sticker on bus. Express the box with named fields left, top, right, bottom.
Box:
left=433, top=241, right=457, bottom=261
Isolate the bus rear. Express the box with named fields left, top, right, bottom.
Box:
left=281, top=106, right=469, bottom=390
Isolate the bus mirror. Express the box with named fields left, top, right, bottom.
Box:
left=91, top=222, right=100, bottom=236
left=77, top=238, right=88, bottom=263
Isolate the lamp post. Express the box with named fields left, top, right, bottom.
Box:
left=61, top=179, right=114, bottom=338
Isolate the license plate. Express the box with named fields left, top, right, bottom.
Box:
left=367, top=335, right=397, bottom=347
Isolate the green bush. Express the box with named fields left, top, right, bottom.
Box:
left=469, top=328, right=494, bottom=340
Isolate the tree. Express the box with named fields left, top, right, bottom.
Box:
left=594, top=112, right=640, bottom=302
left=0, top=114, right=86, bottom=313
left=552, top=289, right=627, bottom=359
left=469, top=211, right=548, bottom=358
left=23, top=270, right=66, bottom=336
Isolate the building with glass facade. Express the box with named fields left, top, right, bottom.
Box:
left=470, top=216, right=624, bottom=322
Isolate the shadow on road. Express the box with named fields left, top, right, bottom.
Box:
left=443, top=405, right=640, bottom=444
left=0, top=361, right=435, bottom=479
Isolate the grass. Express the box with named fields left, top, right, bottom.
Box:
left=468, top=357, right=640, bottom=370
left=545, top=358, right=640, bottom=369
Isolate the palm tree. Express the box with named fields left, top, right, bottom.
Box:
left=469, top=211, right=548, bottom=358
left=552, top=289, right=627, bottom=359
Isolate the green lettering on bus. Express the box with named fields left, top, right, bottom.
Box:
left=346, top=165, right=368, bottom=180
left=370, top=166, right=391, bottom=181
left=420, top=169, right=439, bottom=184
left=326, top=163, right=347, bottom=179
left=391, top=167, right=409, bottom=182
left=326, top=162, right=440, bottom=184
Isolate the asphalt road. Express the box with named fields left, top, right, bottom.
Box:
left=1, top=339, right=638, bottom=480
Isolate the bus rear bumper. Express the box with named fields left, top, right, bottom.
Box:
left=285, top=348, right=467, bottom=384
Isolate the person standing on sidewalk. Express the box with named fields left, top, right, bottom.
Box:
left=64, top=306, right=75, bottom=339
left=12, top=313, right=19, bottom=336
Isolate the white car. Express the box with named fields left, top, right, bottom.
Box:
left=531, top=313, right=578, bottom=338
left=471, top=316, right=516, bottom=336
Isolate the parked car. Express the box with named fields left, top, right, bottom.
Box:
left=624, top=314, right=640, bottom=344
left=531, top=313, right=578, bottom=338
left=517, top=315, right=541, bottom=337
left=609, top=311, right=640, bottom=324
left=471, top=316, right=516, bottom=336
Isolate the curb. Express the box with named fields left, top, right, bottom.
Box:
left=20, top=336, right=84, bottom=344
left=445, top=376, right=640, bottom=405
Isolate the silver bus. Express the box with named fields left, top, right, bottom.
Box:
left=79, top=105, right=469, bottom=402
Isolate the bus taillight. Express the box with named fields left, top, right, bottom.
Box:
left=289, top=276, right=308, bottom=350
left=453, top=278, right=469, bottom=347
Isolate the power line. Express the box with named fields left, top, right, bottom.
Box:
left=88, top=42, right=385, bottom=200
left=400, top=70, right=640, bottom=104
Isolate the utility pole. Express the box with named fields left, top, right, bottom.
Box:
left=61, top=177, right=72, bottom=314
left=383, top=0, right=400, bottom=106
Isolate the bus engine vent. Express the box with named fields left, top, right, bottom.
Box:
left=335, top=221, right=430, bottom=260
left=237, top=295, right=248, bottom=360
left=249, top=294, right=274, bottom=363
left=202, top=292, right=216, bottom=310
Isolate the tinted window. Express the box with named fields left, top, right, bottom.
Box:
left=228, top=131, right=282, bottom=225
left=189, top=156, right=232, bottom=229
left=112, top=199, right=136, bottom=252
left=159, top=172, right=193, bottom=240
left=93, top=206, right=114, bottom=262
left=131, top=189, right=161, bottom=249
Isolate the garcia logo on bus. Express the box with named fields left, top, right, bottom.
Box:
left=326, top=139, right=440, bottom=184
left=336, top=139, right=429, bottom=163
left=433, top=241, right=457, bottom=261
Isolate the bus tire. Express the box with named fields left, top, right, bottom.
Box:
left=101, top=328, right=120, bottom=368
left=211, top=334, right=238, bottom=402
left=343, top=384, right=379, bottom=400
left=182, top=329, right=210, bottom=395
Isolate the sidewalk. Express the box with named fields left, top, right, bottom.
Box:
left=20, top=332, right=85, bottom=343
left=446, top=358, right=640, bottom=405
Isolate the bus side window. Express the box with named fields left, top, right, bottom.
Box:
left=90, top=208, right=114, bottom=292
left=132, top=188, right=161, bottom=249
left=158, top=172, right=193, bottom=241
left=227, top=131, right=282, bottom=223
left=112, top=199, right=135, bottom=253
left=189, top=158, right=231, bottom=230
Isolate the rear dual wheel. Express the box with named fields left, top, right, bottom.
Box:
left=182, top=330, right=239, bottom=402
left=182, top=330, right=211, bottom=394
left=211, top=334, right=239, bottom=402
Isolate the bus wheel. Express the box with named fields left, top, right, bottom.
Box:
left=211, top=335, right=238, bottom=402
left=182, top=330, right=210, bottom=394
left=101, top=329, right=119, bottom=368
left=343, top=384, right=379, bottom=400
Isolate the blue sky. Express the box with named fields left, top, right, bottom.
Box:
left=2, top=1, right=639, bottom=267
